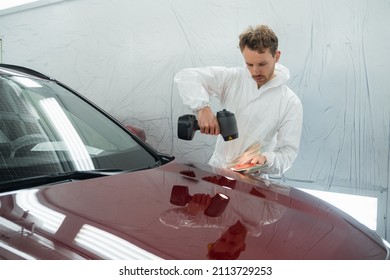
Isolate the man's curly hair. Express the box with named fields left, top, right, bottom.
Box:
left=239, top=25, right=278, bottom=56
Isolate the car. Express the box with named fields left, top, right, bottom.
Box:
left=0, top=63, right=389, bottom=260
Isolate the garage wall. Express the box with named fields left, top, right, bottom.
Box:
left=0, top=0, right=389, bottom=240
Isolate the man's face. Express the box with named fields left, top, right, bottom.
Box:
left=209, top=222, right=246, bottom=258
left=242, top=46, right=280, bottom=88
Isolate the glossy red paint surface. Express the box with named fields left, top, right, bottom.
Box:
left=125, top=125, right=147, bottom=142
left=0, top=160, right=387, bottom=260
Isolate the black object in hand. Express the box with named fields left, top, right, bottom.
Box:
left=177, top=109, right=238, bottom=141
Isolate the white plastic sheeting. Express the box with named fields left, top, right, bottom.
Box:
left=0, top=0, right=389, bottom=240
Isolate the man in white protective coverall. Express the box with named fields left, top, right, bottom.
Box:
left=174, top=25, right=303, bottom=177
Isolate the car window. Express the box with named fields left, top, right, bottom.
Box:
left=0, top=74, right=157, bottom=183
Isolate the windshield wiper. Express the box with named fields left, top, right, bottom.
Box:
left=0, top=169, right=126, bottom=193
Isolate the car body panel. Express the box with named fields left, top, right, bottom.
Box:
left=0, top=160, right=388, bottom=260
left=125, top=125, right=147, bottom=142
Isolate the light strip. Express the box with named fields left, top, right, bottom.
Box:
left=40, top=97, right=94, bottom=171
left=298, top=188, right=378, bottom=230
left=0, top=240, right=36, bottom=260
left=74, top=224, right=162, bottom=260
left=13, top=76, right=42, bottom=88
left=16, top=190, right=66, bottom=234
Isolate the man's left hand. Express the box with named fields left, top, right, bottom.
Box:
left=248, top=155, right=267, bottom=165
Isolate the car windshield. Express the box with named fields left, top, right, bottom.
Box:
left=0, top=69, right=158, bottom=185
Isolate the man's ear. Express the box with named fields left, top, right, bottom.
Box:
left=275, top=50, right=281, bottom=62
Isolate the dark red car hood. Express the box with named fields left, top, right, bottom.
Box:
left=0, top=160, right=388, bottom=260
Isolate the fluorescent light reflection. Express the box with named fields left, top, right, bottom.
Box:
left=75, top=224, right=162, bottom=260
left=40, top=97, right=94, bottom=171
left=0, top=240, right=36, bottom=260
left=13, top=76, right=42, bottom=88
left=0, top=216, right=22, bottom=231
left=16, top=190, right=65, bottom=234
left=298, top=188, right=378, bottom=230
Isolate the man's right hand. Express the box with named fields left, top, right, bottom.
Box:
left=186, top=193, right=212, bottom=215
left=197, top=107, right=220, bottom=135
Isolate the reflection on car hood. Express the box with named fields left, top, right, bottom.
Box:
left=0, top=160, right=387, bottom=260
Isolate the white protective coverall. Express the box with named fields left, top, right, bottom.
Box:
left=174, top=63, right=303, bottom=177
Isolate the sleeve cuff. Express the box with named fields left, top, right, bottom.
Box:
left=262, top=152, right=275, bottom=167
left=193, top=103, right=210, bottom=113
